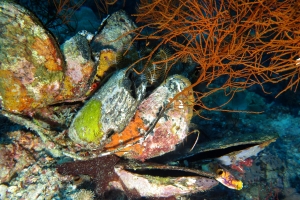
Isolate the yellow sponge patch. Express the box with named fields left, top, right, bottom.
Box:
left=97, top=49, right=117, bottom=78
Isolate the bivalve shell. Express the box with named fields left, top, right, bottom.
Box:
left=105, top=75, right=194, bottom=161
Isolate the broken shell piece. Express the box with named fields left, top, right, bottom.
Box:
left=104, top=75, right=194, bottom=161
left=216, top=138, right=276, bottom=166
left=68, top=68, right=146, bottom=149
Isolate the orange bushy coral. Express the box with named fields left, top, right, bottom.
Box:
left=131, top=0, right=300, bottom=111
left=104, top=75, right=193, bottom=161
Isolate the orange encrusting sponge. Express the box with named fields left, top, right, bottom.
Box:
left=104, top=110, right=147, bottom=157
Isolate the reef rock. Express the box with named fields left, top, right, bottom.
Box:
left=0, top=1, right=64, bottom=114
left=0, top=143, right=35, bottom=184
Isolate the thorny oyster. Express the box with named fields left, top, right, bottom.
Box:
left=57, top=155, right=220, bottom=198
left=104, top=75, right=194, bottom=161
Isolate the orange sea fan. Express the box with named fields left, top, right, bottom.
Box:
left=131, top=0, right=300, bottom=111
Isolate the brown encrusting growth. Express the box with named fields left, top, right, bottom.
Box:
left=57, top=155, right=121, bottom=196
left=130, top=0, right=300, bottom=111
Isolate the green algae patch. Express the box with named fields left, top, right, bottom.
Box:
left=73, top=100, right=103, bottom=143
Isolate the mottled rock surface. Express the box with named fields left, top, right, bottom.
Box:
left=0, top=131, right=44, bottom=184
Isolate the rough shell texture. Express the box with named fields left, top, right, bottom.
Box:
left=60, top=34, right=96, bottom=100
left=68, top=68, right=146, bottom=149
left=105, top=75, right=194, bottom=161
left=0, top=1, right=64, bottom=114
left=91, top=10, right=137, bottom=56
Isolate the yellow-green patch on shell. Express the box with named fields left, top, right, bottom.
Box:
left=72, top=100, right=103, bottom=144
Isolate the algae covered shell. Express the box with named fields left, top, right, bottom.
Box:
left=91, top=10, right=137, bottom=55
left=68, top=68, right=147, bottom=149
left=0, top=1, right=64, bottom=114
left=68, top=69, right=194, bottom=159
left=0, top=1, right=97, bottom=115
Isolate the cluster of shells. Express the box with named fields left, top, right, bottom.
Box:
left=0, top=1, right=194, bottom=161
left=0, top=1, right=278, bottom=198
